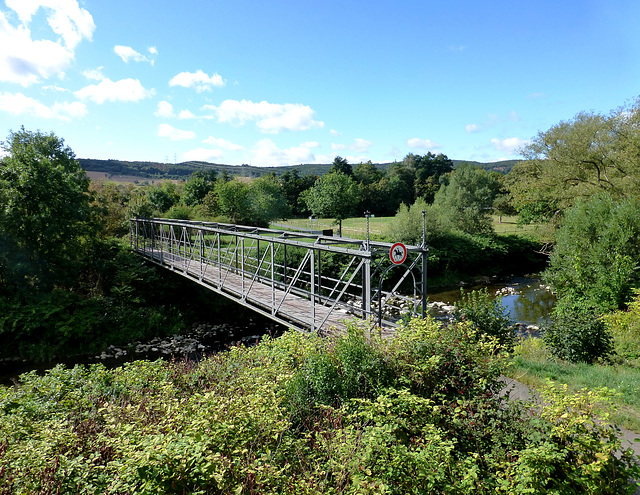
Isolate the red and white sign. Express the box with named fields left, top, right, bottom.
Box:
left=389, top=242, right=407, bottom=265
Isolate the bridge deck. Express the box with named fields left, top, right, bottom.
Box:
left=141, top=248, right=393, bottom=336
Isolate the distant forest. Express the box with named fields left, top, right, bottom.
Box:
left=79, top=157, right=520, bottom=180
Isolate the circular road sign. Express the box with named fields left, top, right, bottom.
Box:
left=390, top=242, right=408, bottom=265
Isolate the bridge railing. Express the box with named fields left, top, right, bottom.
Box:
left=130, top=218, right=428, bottom=333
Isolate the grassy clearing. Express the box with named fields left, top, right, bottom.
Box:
left=509, top=337, right=640, bottom=433
left=277, top=215, right=539, bottom=240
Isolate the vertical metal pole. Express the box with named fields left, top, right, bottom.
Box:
left=241, top=237, right=245, bottom=295
left=199, top=229, right=204, bottom=281
left=421, top=247, right=428, bottom=318
left=421, top=210, right=428, bottom=318
left=217, top=232, right=221, bottom=287
left=363, top=255, right=371, bottom=321
left=310, top=248, right=315, bottom=332
left=283, top=244, right=287, bottom=287
left=271, top=243, right=275, bottom=313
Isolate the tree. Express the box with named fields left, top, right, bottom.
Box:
left=508, top=98, right=640, bottom=219
left=147, top=181, right=180, bottom=213
left=432, top=164, right=500, bottom=234
left=329, top=156, right=352, bottom=176
left=543, top=193, right=640, bottom=312
left=303, top=171, right=359, bottom=236
left=413, top=152, right=454, bottom=203
left=280, top=169, right=316, bottom=216
left=214, top=176, right=289, bottom=227
left=215, top=179, right=251, bottom=224
left=182, top=170, right=216, bottom=206
left=0, top=128, right=94, bottom=287
left=250, top=175, right=290, bottom=227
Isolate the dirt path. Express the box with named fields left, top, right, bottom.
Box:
left=500, top=376, right=640, bottom=457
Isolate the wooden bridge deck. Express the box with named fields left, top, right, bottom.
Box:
left=140, top=248, right=389, bottom=336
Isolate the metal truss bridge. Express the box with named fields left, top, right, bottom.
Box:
left=130, top=218, right=428, bottom=336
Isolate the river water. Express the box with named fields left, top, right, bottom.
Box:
left=428, top=276, right=556, bottom=326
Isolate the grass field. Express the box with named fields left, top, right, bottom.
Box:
left=276, top=215, right=538, bottom=240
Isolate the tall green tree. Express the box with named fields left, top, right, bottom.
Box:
left=433, top=164, right=499, bottom=234
left=0, top=128, right=94, bottom=287
left=182, top=170, right=216, bottom=206
left=508, top=98, right=640, bottom=220
left=329, top=155, right=352, bottom=176
left=303, top=171, right=359, bottom=236
left=543, top=193, right=640, bottom=311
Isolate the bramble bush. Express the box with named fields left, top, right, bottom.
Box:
left=1, top=317, right=638, bottom=494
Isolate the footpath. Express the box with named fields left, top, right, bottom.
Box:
left=500, top=376, right=640, bottom=458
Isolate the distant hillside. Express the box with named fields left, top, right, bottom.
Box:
left=79, top=158, right=521, bottom=181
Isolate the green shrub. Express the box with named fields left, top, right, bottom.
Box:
left=1, top=320, right=638, bottom=494
left=543, top=299, right=614, bottom=363
left=454, top=288, right=516, bottom=350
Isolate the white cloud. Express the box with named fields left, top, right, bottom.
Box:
left=205, top=99, right=324, bottom=133
left=0, top=0, right=95, bottom=86
left=332, top=138, right=373, bottom=152
left=407, top=138, right=441, bottom=150
left=114, top=45, right=154, bottom=64
left=83, top=67, right=105, bottom=81
left=178, top=109, right=197, bottom=119
left=183, top=148, right=224, bottom=162
left=465, top=124, right=480, bottom=133
left=157, top=124, right=195, bottom=141
left=353, top=138, right=372, bottom=152
left=148, top=46, right=158, bottom=55
left=300, top=141, right=320, bottom=148
left=154, top=100, right=174, bottom=118
left=202, top=136, right=243, bottom=151
left=252, top=138, right=316, bottom=166
left=330, top=129, right=341, bottom=136
left=0, top=91, right=87, bottom=121
left=169, top=70, right=225, bottom=92
left=490, top=137, right=529, bottom=154
left=75, top=78, right=154, bottom=103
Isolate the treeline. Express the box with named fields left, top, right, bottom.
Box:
left=79, top=157, right=520, bottom=181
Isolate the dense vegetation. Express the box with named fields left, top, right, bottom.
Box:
left=2, top=320, right=638, bottom=494
left=3, top=94, right=640, bottom=492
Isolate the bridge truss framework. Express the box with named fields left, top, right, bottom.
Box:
left=130, top=218, right=428, bottom=335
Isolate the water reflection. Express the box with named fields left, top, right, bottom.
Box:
left=429, top=277, right=556, bottom=325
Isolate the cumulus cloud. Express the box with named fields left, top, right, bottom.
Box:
left=202, top=136, right=244, bottom=151
left=0, top=91, right=87, bottom=121
left=83, top=67, right=105, bottom=81
left=490, top=137, right=529, bottom=154
left=205, top=99, right=324, bottom=133
left=332, top=138, right=373, bottom=152
left=251, top=138, right=316, bottom=166
left=169, top=70, right=225, bottom=92
left=154, top=100, right=174, bottom=118
left=157, top=124, right=195, bottom=141
left=114, top=45, right=155, bottom=64
left=0, top=0, right=95, bottom=86
left=183, top=148, right=224, bottom=162
left=75, top=78, right=154, bottom=103
left=178, top=109, right=197, bottom=119
left=407, top=138, right=441, bottom=150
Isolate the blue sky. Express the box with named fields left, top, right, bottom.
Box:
left=1, top=0, right=640, bottom=166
